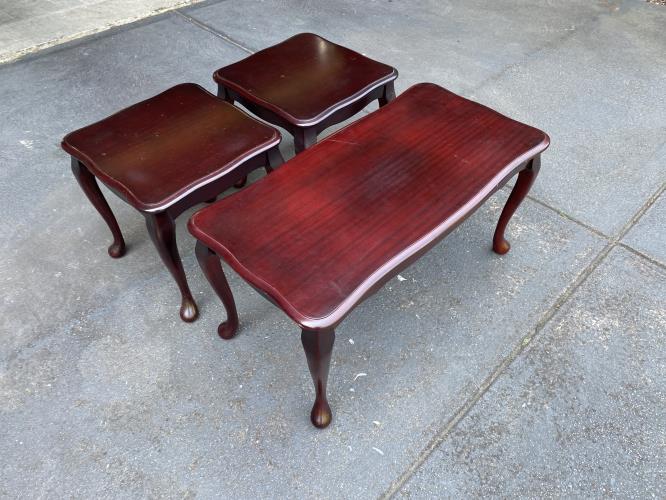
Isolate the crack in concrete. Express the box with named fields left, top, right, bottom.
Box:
left=525, top=193, right=612, bottom=241
left=174, top=9, right=255, bottom=54
left=617, top=241, right=666, bottom=270
left=382, top=178, right=666, bottom=497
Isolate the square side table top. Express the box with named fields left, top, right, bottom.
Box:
left=189, top=83, right=549, bottom=329
left=213, top=33, right=398, bottom=127
left=62, top=83, right=280, bottom=212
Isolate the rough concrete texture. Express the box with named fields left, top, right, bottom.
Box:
left=187, top=0, right=666, bottom=236
left=399, top=247, right=665, bottom=498
left=0, top=0, right=203, bottom=63
left=467, top=2, right=666, bottom=236
left=0, top=0, right=664, bottom=498
left=622, top=183, right=666, bottom=265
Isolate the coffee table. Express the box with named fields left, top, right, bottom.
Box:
left=63, top=83, right=283, bottom=322
left=188, top=83, right=550, bottom=428
left=213, top=33, right=398, bottom=153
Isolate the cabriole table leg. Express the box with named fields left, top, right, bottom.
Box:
left=195, top=242, right=239, bottom=339
left=145, top=211, right=198, bottom=322
left=301, top=328, right=335, bottom=428
left=493, top=155, right=541, bottom=255
left=71, top=158, right=126, bottom=258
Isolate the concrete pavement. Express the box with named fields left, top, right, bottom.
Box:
left=0, top=0, right=203, bottom=64
left=0, top=0, right=664, bottom=497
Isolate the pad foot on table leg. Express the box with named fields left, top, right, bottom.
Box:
left=107, top=239, right=126, bottom=259
left=493, top=238, right=511, bottom=255
left=310, top=398, right=332, bottom=429
left=180, top=296, right=199, bottom=323
left=301, top=328, right=335, bottom=429
left=493, top=155, right=541, bottom=255
left=234, top=176, right=248, bottom=189
left=195, top=241, right=239, bottom=339
left=217, top=319, right=238, bottom=340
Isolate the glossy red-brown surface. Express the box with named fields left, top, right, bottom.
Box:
left=493, top=157, right=541, bottom=255
left=213, top=33, right=398, bottom=127
left=62, top=83, right=280, bottom=211
left=71, top=158, right=126, bottom=258
left=195, top=242, right=239, bottom=339
left=301, top=329, right=335, bottom=428
left=189, top=83, right=549, bottom=330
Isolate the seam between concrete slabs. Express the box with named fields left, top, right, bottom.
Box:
left=174, top=9, right=254, bottom=54
left=525, top=191, right=666, bottom=271
left=616, top=241, right=666, bottom=270
left=524, top=192, right=612, bottom=240
left=381, top=182, right=666, bottom=497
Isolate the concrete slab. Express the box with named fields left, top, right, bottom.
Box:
left=0, top=0, right=206, bottom=64
left=469, top=2, right=666, bottom=236
left=399, top=247, right=666, bottom=498
left=622, top=184, right=666, bottom=266
left=0, top=68, right=605, bottom=493
left=183, top=0, right=609, bottom=95
left=1, top=1, right=662, bottom=497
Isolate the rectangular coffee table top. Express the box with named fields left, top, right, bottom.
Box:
left=188, top=83, right=549, bottom=330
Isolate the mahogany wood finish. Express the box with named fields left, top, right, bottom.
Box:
left=71, top=158, right=126, bottom=258
left=301, top=328, right=335, bottom=428
left=195, top=241, right=239, bottom=339
left=189, top=83, right=549, bottom=427
left=214, top=33, right=398, bottom=153
left=63, top=83, right=283, bottom=322
left=493, top=156, right=541, bottom=255
left=145, top=211, right=198, bottom=322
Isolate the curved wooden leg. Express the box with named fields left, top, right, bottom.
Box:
left=71, top=158, right=126, bottom=258
left=264, top=145, right=285, bottom=174
left=378, top=80, right=396, bottom=107
left=294, top=127, right=317, bottom=154
left=195, top=241, right=239, bottom=339
left=493, top=156, right=541, bottom=255
left=301, top=328, right=335, bottom=428
left=145, top=211, right=198, bottom=322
